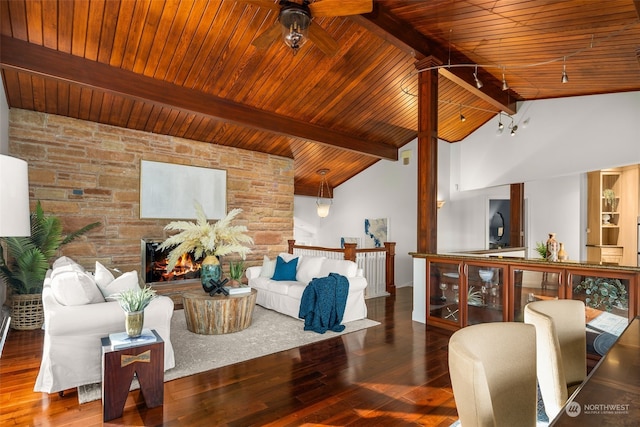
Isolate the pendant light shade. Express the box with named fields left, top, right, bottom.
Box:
left=316, top=169, right=332, bottom=218
left=0, top=154, right=31, bottom=237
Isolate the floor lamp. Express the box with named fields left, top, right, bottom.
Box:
left=0, top=154, right=30, bottom=316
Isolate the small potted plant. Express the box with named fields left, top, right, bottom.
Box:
left=228, top=260, right=245, bottom=287
left=109, top=285, right=157, bottom=338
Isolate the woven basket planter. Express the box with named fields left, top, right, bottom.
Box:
left=10, top=293, right=44, bottom=330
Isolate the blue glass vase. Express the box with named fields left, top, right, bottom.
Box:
left=200, top=255, right=221, bottom=291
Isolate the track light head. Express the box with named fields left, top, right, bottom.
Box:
left=511, top=125, right=518, bottom=136
left=501, top=73, right=509, bottom=91
left=561, top=57, right=569, bottom=83
left=460, top=113, right=466, bottom=122
left=473, top=66, right=483, bottom=89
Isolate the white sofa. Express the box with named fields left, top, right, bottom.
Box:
left=246, top=253, right=368, bottom=323
left=34, top=257, right=175, bottom=394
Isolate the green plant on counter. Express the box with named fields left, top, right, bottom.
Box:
left=574, top=277, right=627, bottom=312
left=535, top=241, right=547, bottom=259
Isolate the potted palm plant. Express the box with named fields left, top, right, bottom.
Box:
left=158, top=202, right=253, bottom=292
left=0, top=201, right=100, bottom=329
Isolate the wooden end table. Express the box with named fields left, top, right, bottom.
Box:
left=101, top=329, right=164, bottom=422
left=182, top=288, right=257, bottom=335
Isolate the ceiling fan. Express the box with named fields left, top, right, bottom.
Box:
left=243, top=0, right=373, bottom=56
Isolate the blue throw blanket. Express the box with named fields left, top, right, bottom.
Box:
left=298, top=273, right=349, bottom=334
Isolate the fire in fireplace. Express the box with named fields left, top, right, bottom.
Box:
left=141, top=239, right=201, bottom=285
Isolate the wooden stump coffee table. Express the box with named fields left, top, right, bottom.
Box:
left=182, top=289, right=257, bottom=335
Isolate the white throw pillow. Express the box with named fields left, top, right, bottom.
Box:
left=296, top=256, right=326, bottom=284
left=52, top=256, right=83, bottom=271
left=317, top=259, right=358, bottom=278
left=50, top=270, right=105, bottom=306
left=51, top=256, right=85, bottom=277
left=94, top=261, right=115, bottom=290
left=260, top=255, right=277, bottom=278
left=100, top=271, right=140, bottom=299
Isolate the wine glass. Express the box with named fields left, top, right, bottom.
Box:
left=439, top=282, right=448, bottom=301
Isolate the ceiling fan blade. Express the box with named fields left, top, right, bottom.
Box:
left=308, top=22, right=339, bottom=56
left=309, top=0, right=373, bottom=17
left=238, top=0, right=281, bottom=11
left=252, top=21, right=282, bottom=49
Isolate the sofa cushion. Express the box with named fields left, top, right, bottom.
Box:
left=287, top=281, right=309, bottom=300
left=98, top=270, right=140, bottom=299
left=271, top=256, right=298, bottom=281
left=50, top=270, right=105, bottom=306
left=52, top=256, right=85, bottom=272
left=296, top=256, right=325, bottom=284
left=94, top=261, right=115, bottom=289
left=318, top=259, right=358, bottom=278
left=259, top=255, right=277, bottom=278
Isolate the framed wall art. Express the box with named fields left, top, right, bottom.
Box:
left=140, top=160, right=227, bottom=220
left=364, top=218, right=388, bottom=248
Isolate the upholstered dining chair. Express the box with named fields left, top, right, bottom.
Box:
left=524, top=299, right=586, bottom=420
left=448, top=322, right=538, bottom=427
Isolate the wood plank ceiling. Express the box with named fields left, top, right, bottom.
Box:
left=1, top=1, right=639, bottom=196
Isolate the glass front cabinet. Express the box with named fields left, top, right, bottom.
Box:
left=427, top=259, right=506, bottom=330
left=425, top=256, right=639, bottom=334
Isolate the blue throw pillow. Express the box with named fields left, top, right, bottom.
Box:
left=271, top=256, right=298, bottom=281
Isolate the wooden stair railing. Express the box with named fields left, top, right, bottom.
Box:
left=288, top=239, right=396, bottom=295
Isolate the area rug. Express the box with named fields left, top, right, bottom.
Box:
left=78, top=306, right=379, bottom=403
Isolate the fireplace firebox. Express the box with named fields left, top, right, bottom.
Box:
left=141, top=239, right=201, bottom=285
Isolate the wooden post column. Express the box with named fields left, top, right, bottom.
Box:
left=416, top=56, right=441, bottom=253
left=510, top=183, right=524, bottom=248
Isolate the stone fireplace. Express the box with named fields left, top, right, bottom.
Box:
left=141, top=239, right=201, bottom=286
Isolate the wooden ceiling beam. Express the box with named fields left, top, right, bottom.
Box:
left=353, top=3, right=517, bottom=115
left=0, top=36, right=398, bottom=161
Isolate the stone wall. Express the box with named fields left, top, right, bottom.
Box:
left=8, top=109, right=293, bottom=275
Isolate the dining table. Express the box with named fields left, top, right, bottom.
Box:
left=549, top=316, right=640, bottom=426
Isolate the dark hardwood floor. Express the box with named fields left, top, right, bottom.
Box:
left=0, top=287, right=459, bottom=426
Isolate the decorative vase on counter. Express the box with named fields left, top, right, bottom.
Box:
left=125, top=310, right=144, bottom=338
left=558, top=243, right=568, bottom=261
left=546, top=233, right=559, bottom=262
left=201, top=255, right=222, bottom=291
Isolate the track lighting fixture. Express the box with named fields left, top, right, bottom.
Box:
left=561, top=57, right=569, bottom=83
left=459, top=105, right=466, bottom=122
left=473, top=66, right=483, bottom=89
left=501, top=70, right=509, bottom=91
left=496, top=112, right=504, bottom=134
left=510, top=124, right=518, bottom=136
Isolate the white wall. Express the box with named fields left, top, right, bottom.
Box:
left=456, top=92, right=640, bottom=191
left=294, top=91, right=640, bottom=293
left=294, top=138, right=424, bottom=288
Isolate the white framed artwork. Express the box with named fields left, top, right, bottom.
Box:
left=364, top=218, right=388, bottom=248
left=140, top=160, right=227, bottom=220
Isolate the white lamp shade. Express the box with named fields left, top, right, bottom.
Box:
left=316, top=202, right=331, bottom=218
left=0, top=155, right=30, bottom=236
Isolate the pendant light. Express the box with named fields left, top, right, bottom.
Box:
left=316, top=169, right=332, bottom=218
